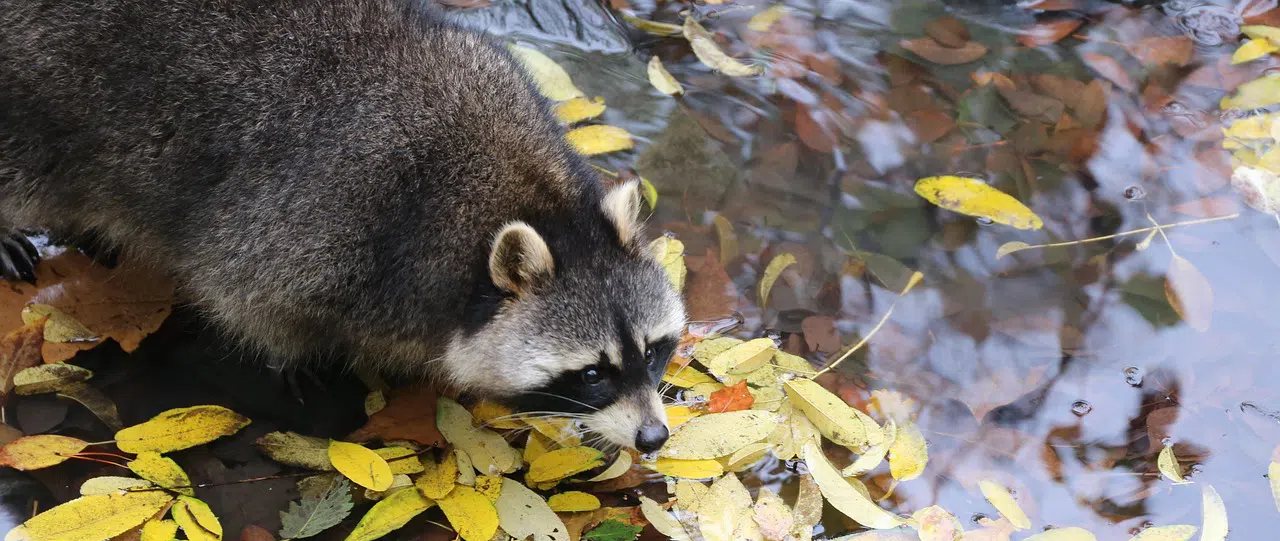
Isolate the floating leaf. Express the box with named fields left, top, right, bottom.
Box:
left=682, top=17, right=762, bottom=77
left=141, top=519, right=179, bottom=541
left=698, top=473, right=757, bottom=541
left=473, top=475, right=502, bottom=503
left=547, top=491, right=600, bottom=512
left=647, top=57, right=684, bottom=96
left=748, top=5, right=787, bottom=32
left=1023, top=527, right=1096, bottom=541
left=278, top=478, right=353, bottom=540
left=646, top=457, right=724, bottom=479
left=584, top=450, right=632, bottom=483
left=708, top=338, right=776, bottom=378
left=455, top=449, right=477, bottom=486
left=1200, top=485, right=1227, bottom=541
left=888, top=420, right=927, bottom=481
left=802, top=442, right=903, bottom=529
left=666, top=404, right=698, bottom=428
left=753, top=488, right=793, bottom=541
left=914, top=176, right=1043, bottom=230
left=914, top=505, right=963, bottom=541
left=620, top=14, right=683, bottom=36
left=507, top=45, right=584, bottom=102
left=639, top=496, right=691, bottom=540
left=0, top=319, right=45, bottom=401
left=347, top=385, right=444, bottom=447
left=660, top=410, right=777, bottom=460
left=566, top=125, right=635, bottom=156
left=470, top=401, right=524, bottom=430
left=1232, top=166, right=1280, bottom=215
left=128, top=451, right=194, bottom=496
left=12, top=363, right=92, bottom=395
left=1232, top=38, right=1279, bottom=64
left=344, top=487, right=432, bottom=541
left=416, top=451, right=459, bottom=499
left=494, top=477, right=569, bottom=541
left=900, top=37, right=988, bottom=65
left=979, top=481, right=1030, bottom=530
left=5, top=491, right=173, bottom=541
left=255, top=431, right=333, bottom=471
left=436, top=397, right=521, bottom=475
left=438, top=485, right=500, bottom=541
left=0, top=434, right=87, bottom=470
left=1242, top=25, right=1280, bottom=45
left=80, top=476, right=153, bottom=496
left=328, top=441, right=393, bottom=492
left=173, top=496, right=222, bottom=541
left=115, top=405, right=250, bottom=454
left=527, top=446, right=606, bottom=486
left=784, top=378, right=878, bottom=448
left=1128, top=525, right=1198, bottom=541
left=707, top=382, right=754, bottom=413
left=768, top=401, right=822, bottom=462
left=759, top=253, right=796, bottom=309
left=22, top=304, right=99, bottom=343
left=57, top=382, right=123, bottom=431
left=843, top=420, right=895, bottom=477
left=722, top=442, right=771, bottom=472
left=1221, top=74, right=1280, bottom=110
left=996, top=241, right=1032, bottom=259
left=555, top=97, right=607, bottom=124
left=640, top=177, right=659, bottom=210
left=1157, top=445, right=1188, bottom=483
left=1271, top=461, right=1280, bottom=513
left=1164, top=256, right=1213, bottom=332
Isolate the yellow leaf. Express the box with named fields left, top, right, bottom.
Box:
left=790, top=475, right=823, bottom=538
left=13, top=363, right=93, bottom=395
left=1200, top=485, right=1227, bottom=541
left=640, top=177, right=659, bottom=210
left=415, top=451, right=459, bottom=500
left=666, top=405, right=698, bottom=429
left=436, top=397, right=521, bottom=475
left=1232, top=38, right=1279, bottom=64
left=5, top=491, right=173, bottom=541
left=996, top=241, right=1031, bottom=259
left=548, top=491, right=600, bottom=512
left=1023, top=527, right=1096, bottom=541
left=363, top=390, right=386, bottom=416
left=648, top=237, right=687, bottom=291
left=979, top=480, right=1031, bottom=530
left=128, top=451, right=194, bottom=496
left=329, top=441, right=393, bottom=492
left=913, top=505, right=963, bottom=541
left=1164, top=255, right=1213, bottom=332
left=698, top=473, right=758, bottom=541
left=494, top=477, right=569, bottom=541
left=660, top=410, right=777, bottom=460
left=675, top=480, right=710, bottom=513
left=0, top=434, right=88, bottom=470
left=474, top=475, right=502, bottom=503
left=345, top=487, right=434, bottom=541
left=565, top=125, right=634, bottom=156
left=22, top=304, right=99, bottom=343
left=748, top=5, right=787, bottom=33
left=173, top=496, right=222, bottom=541
left=555, top=96, right=607, bottom=124
left=712, top=214, right=739, bottom=264
left=254, top=431, right=333, bottom=471
left=455, top=450, right=477, bottom=486
left=584, top=450, right=632, bottom=483
left=1157, top=445, right=1188, bottom=483
left=115, top=405, right=250, bottom=454
left=844, top=420, right=895, bottom=476
left=1127, top=525, right=1198, bottom=541
left=374, top=447, right=424, bottom=475
left=470, top=401, right=524, bottom=430
left=914, top=176, right=1044, bottom=230
left=80, top=476, right=153, bottom=496
left=722, top=442, right=771, bottom=472
left=784, top=378, right=879, bottom=448
left=888, top=420, right=926, bottom=481
left=526, top=416, right=584, bottom=447
left=527, top=446, right=606, bottom=485
left=639, top=496, right=692, bottom=541
left=663, top=362, right=716, bottom=389
left=683, top=17, right=762, bottom=77
left=1221, top=74, right=1280, bottom=110
left=621, top=14, right=683, bottom=36
left=647, top=57, right=684, bottom=96
left=646, top=457, right=724, bottom=479
left=752, top=488, right=792, bottom=541
left=1232, top=165, right=1280, bottom=214
left=768, top=401, right=822, bottom=461
left=708, top=338, right=776, bottom=377
left=1243, top=25, right=1280, bottom=44
left=685, top=382, right=725, bottom=401
left=438, top=485, right=500, bottom=541
left=759, top=253, right=796, bottom=309
left=802, top=442, right=903, bottom=529
left=507, top=45, right=584, bottom=102
left=1270, top=461, right=1280, bottom=513
left=524, top=430, right=554, bottom=466
left=140, top=519, right=179, bottom=541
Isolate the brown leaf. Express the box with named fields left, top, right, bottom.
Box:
left=900, top=37, right=988, bottom=65
left=708, top=381, right=755, bottom=413
left=1029, top=74, right=1087, bottom=110
left=1019, top=0, right=1082, bottom=8
left=996, top=85, right=1065, bottom=123
left=684, top=249, right=739, bottom=322
left=1017, top=18, right=1083, bottom=46
left=1170, top=197, right=1241, bottom=217
left=239, top=525, right=276, bottom=541
left=924, top=16, right=970, bottom=48
left=347, top=385, right=445, bottom=447
left=1164, top=256, right=1213, bottom=332
left=795, top=104, right=837, bottom=152
left=0, top=251, right=174, bottom=364
left=1080, top=53, right=1135, bottom=91
left=906, top=110, right=955, bottom=143
left=1073, top=79, right=1109, bottom=128
left=1146, top=407, right=1179, bottom=453
left=800, top=316, right=840, bottom=354
left=1131, top=36, right=1195, bottom=67
left=0, top=318, right=45, bottom=403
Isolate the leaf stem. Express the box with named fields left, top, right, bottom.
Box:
left=813, top=272, right=924, bottom=378
left=1007, top=213, right=1239, bottom=254
left=1146, top=214, right=1178, bottom=257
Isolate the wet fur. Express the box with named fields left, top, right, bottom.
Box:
left=0, top=0, right=685, bottom=446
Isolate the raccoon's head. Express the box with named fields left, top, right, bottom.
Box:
left=442, top=179, right=685, bottom=453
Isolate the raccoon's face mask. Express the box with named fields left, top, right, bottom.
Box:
left=443, top=180, right=686, bottom=453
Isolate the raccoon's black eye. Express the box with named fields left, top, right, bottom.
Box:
left=645, top=347, right=657, bottom=365
left=582, top=368, right=604, bottom=385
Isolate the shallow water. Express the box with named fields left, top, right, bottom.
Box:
left=493, top=0, right=1280, bottom=538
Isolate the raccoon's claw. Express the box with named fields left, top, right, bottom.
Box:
left=0, top=232, right=39, bottom=283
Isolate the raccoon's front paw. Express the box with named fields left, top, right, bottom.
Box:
left=0, top=231, right=40, bottom=283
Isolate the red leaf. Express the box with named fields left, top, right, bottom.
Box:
left=906, top=110, right=955, bottom=143
left=707, top=381, right=754, bottom=413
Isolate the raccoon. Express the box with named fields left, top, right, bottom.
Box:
left=0, top=0, right=685, bottom=452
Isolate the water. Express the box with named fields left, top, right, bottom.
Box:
left=489, top=0, right=1280, bottom=538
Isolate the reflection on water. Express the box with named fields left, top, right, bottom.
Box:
left=493, top=0, right=1280, bottom=537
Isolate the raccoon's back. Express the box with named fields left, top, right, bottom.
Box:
left=0, top=0, right=594, bottom=363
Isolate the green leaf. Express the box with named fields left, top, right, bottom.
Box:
left=582, top=519, right=643, bottom=541
left=278, top=478, right=354, bottom=539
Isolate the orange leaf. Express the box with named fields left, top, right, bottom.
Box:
left=1131, top=36, right=1195, bottom=67
left=1081, top=53, right=1134, bottom=91
left=708, top=381, right=755, bottom=413
left=1017, top=19, right=1083, bottom=47
left=900, top=37, right=988, bottom=65
left=906, top=110, right=955, bottom=143
left=346, top=385, right=444, bottom=447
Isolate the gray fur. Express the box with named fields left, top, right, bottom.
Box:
left=0, top=0, right=685, bottom=448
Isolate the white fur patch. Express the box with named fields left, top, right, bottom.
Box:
left=601, top=180, right=641, bottom=245
left=587, top=391, right=668, bottom=450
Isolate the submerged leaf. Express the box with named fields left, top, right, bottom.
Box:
left=979, top=481, right=1031, bottom=530
left=900, top=37, right=988, bottom=65
left=328, top=441, right=393, bottom=492
left=758, top=253, right=796, bottom=309
left=913, top=505, right=963, bottom=541
left=345, top=487, right=432, bottom=541
left=12, top=363, right=92, bottom=395
left=887, top=420, right=927, bottom=481
left=647, top=57, right=684, bottom=96
left=914, top=176, right=1043, bottom=230
left=115, top=405, right=250, bottom=454
left=698, top=473, right=758, bottom=541
left=256, top=431, right=333, bottom=471
left=566, top=125, right=635, bottom=156
left=0, top=434, right=88, bottom=471
left=507, top=44, right=585, bottom=102
left=660, top=410, right=777, bottom=460
left=802, top=443, right=903, bottom=529
left=649, top=237, right=687, bottom=291
left=5, top=491, right=174, bottom=541
left=279, top=478, right=353, bottom=540
left=995, top=241, right=1032, bottom=259
left=683, top=17, right=762, bottom=77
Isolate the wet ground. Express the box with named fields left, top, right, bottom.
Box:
left=3, top=0, right=1280, bottom=539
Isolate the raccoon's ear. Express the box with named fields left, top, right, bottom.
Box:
left=489, top=222, right=555, bottom=297
left=602, top=179, right=643, bottom=246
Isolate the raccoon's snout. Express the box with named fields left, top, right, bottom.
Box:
left=635, top=420, right=669, bottom=453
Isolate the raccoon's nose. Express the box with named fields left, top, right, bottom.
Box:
left=635, top=421, right=669, bottom=453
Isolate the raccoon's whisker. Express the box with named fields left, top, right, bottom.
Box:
left=523, top=391, right=600, bottom=412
